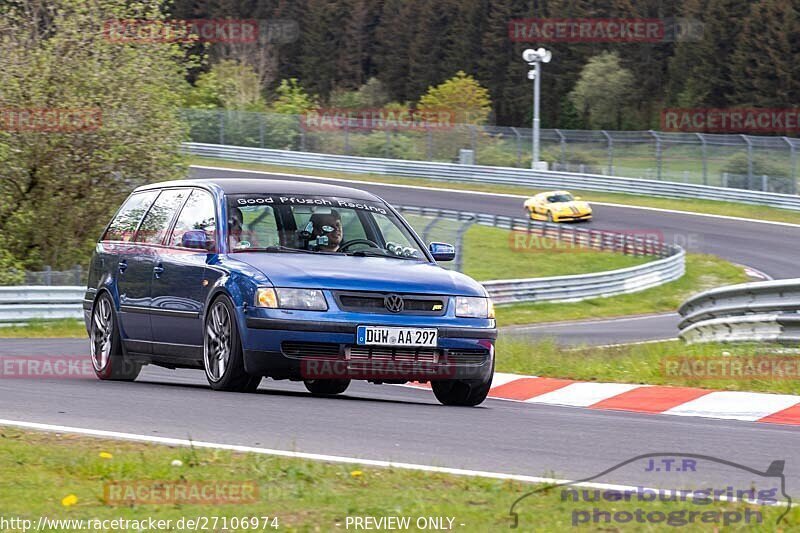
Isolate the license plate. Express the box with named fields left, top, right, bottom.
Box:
left=356, top=326, right=438, bottom=347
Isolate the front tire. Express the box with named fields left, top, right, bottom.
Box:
left=431, top=370, right=493, bottom=407
left=90, top=292, right=141, bottom=381
left=203, top=296, right=261, bottom=392
left=304, top=379, right=350, bottom=395
left=546, top=211, right=554, bottom=223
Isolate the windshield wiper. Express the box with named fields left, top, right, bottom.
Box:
left=348, top=250, right=418, bottom=260
left=234, top=245, right=317, bottom=254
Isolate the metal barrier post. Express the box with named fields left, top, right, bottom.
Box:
left=512, top=127, right=522, bottom=167
left=697, top=133, right=708, bottom=185
left=454, top=217, right=475, bottom=272
left=602, top=130, right=613, bottom=175
left=650, top=130, right=662, bottom=180
left=743, top=135, right=753, bottom=180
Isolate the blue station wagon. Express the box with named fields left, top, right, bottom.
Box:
left=84, top=178, right=497, bottom=406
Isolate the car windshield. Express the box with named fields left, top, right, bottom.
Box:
left=547, top=194, right=574, bottom=203
left=226, top=194, right=426, bottom=260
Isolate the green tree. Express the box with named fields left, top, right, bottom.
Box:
left=731, top=0, right=800, bottom=107
left=270, top=78, right=318, bottom=114
left=0, top=0, right=190, bottom=270
left=418, top=71, right=492, bottom=125
left=668, top=0, right=754, bottom=107
left=185, top=60, right=267, bottom=111
left=569, top=52, right=636, bottom=130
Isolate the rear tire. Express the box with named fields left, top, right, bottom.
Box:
left=431, top=369, right=493, bottom=407
left=203, top=296, right=261, bottom=392
left=90, top=292, right=141, bottom=381
left=304, top=379, right=350, bottom=395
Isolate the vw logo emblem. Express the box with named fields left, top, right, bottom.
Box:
left=384, top=294, right=404, bottom=313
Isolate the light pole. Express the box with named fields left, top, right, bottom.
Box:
left=522, top=48, right=551, bottom=169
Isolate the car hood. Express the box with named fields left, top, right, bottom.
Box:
left=552, top=200, right=591, bottom=212
left=231, top=252, right=487, bottom=296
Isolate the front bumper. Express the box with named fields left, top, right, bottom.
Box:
left=241, top=317, right=496, bottom=382
left=553, top=212, right=592, bottom=222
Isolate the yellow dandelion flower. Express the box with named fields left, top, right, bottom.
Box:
left=61, top=494, right=78, bottom=507
left=350, top=470, right=363, bottom=478
left=98, top=452, right=113, bottom=459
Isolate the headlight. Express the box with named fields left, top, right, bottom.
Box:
left=255, top=287, right=328, bottom=311
left=455, top=296, right=494, bottom=318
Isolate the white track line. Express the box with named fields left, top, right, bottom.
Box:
left=191, top=165, right=800, bottom=228
left=0, top=418, right=644, bottom=492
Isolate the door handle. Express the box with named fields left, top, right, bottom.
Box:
left=118, top=260, right=127, bottom=273
left=153, top=264, right=165, bottom=278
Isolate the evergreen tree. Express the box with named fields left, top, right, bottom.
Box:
left=731, top=0, right=800, bottom=107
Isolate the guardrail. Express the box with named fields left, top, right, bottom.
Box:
left=678, top=279, right=800, bottom=343
left=0, top=286, right=85, bottom=323
left=0, top=208, right=685, bottom=321
left=187, top=142, right=800, bottom=211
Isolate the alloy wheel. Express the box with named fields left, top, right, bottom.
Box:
left=204, top=301, right=232, bottom=382
left=90, top=296, right=113, bottom=372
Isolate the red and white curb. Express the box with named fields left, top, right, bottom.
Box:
left=409, top=373, right=800, bottom=426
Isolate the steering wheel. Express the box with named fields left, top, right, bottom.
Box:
left=339, top=238, right=380, bottom=252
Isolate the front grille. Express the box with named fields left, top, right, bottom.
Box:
left=282, top=342, right=489, bottom=366
left=349, top=345, right=439, bottom=363
left=334, top=291, right=447, bottom=316
left=443, top=349, right=490, bottom=365
left=282, top=342, right=342, bottom=359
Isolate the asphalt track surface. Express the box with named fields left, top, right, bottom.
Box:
left=191, top=165, right=800, bottom=345
left=1, top=339, right=799, bottom=496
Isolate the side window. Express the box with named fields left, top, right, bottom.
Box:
left=103, top=191, right=158, bottom=242
left=135, top=189, right=188, bottom=245
left=236, top=206, right=279, bottom=249
left=169, top=190, right=217, bottom=248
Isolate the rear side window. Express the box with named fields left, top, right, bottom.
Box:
left=103, top=191, right=158, bottom=242
left=169, top=189, right=217, bottom=247
left=135, top=189, right=189, bottom=245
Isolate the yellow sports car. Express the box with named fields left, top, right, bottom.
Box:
left=523, top=191, right=592, bottom=223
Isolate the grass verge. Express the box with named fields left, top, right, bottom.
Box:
left=0, top=428, right=794, bottom=531
left=190, top=156, right=800, bottom=225
left=460, top=224, right=648, bottom=280
left=0, top=319, right=86, bottom=339
left=495, top=254, right=748, bottom=326
left=497, top=338, right=800, bottom=396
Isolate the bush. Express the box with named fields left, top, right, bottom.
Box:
left=0, top=247, right=24, bottom=286
left=721, top=154, right=796, bottom=193
left=348, top=131, right=424, bottom=160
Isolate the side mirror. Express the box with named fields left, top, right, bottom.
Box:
left=182, top=230, right=213, bottom=251
left=429, top=242, right=456, bottom=262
